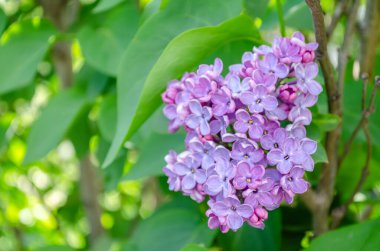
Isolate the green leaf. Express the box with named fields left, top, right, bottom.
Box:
left=0, top=19, right=55, bottom=94
left=336, top=145, right=380, bottom=202
left=93, top=0, right=126, bottom=13
left=37, top=246, right=74, bottom=251
left=128, top=15, right=260, bottom=143
left=205, top=40, right=255, bottom=74
left=312, top=142, right=328, bottom=164
left=307, top=218, right=380, bottom=251
left=24, top=88, right=89, bottom=163
left=312, top=113, right=341, bottom=132
left=219, top=210, right=281, bottom=251
left=284, top=1, right=313, bottom=31
left=67, top=106, right=92, bottom=158
left=103, top=0, right=257, bottom=166
left=180, top=244, right=209, bottom=251
left=0, top=8, right=6, bottom=35
left=244, top=0, right=269, bottom=19
left=124, top=131, right=185, bottom=180
left=128, top=201, right=216, bottom=251
left=98, top=94, right=117, bottom=142
left=78, top=1, right=139, bottom=76
left=260, top=0, right=313, bottom=31
left=140, top=0, right=163, bottom=24
left=96, top=137, right=127, bottom=191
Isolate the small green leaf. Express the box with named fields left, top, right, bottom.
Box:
left=307, top=218, right=380, bottom=251
left=312, top=113, right=341, bottom=132
left=0, top=19, right=55, bottom=94
left=312, top=142, right=328, bottom=164
left=24, top=88, right=89, bottom=164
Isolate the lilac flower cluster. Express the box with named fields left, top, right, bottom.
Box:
left=162, top=32, right=320, bottom=232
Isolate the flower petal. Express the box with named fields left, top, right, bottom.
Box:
left=237, top=204, right=253, bottom=218
left=182, top=174, right=196, bottom=190
left=227, top=213, right=244, bottom=230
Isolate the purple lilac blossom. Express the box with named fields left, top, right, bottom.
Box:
left=162, top=31, right=321, bottom=232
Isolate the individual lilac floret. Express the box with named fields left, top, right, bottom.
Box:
left=300, top=138, right=318, bottom=171
left=261, top=128, right=288, bottom=151
left=243, top=178, right=276, bottom=210
left=267, top=138, right=306, bottom=174
left=226, top=74, right=250, bottom=97
left=233, top=161, right=265, bottom=190
left=163, top=150, right=181, bottom=191
left=258, top=53, right=289, bottom=80
left=185, top=100, right=212, bottom=135
left=174, top=154, right=206, bottom=190
left=295, top=63, right=322, bottom=95
left=162, top=31, right=322, bottom=233
left=240, top=85, right=278, bottom=113
left=211, top=87, right=235, bottom=116
left=188, top=137, right=216, bottom=170
left=211, top=197, right=253, bottom=231
left=234, top=109, right=265, bottom=139
left=204, top=159, right=235, bottom=197
left=231, top=140, right=264, bottom=164
left=280, top=167, right=309, bottom=194
left=288, top=93, right=318, bottom=125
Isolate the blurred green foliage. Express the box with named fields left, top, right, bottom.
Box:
left=0, top=0, right=379, bottom=251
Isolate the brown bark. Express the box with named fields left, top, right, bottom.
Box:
left=360, top=0, right=380, bottom=78
left=79, top=156, right=105, bottom=243
left=39, top=0, right=104, bottom=244
left=304, top=0, right=377, bottom=235
left=304, top=0, right=342, bottom=235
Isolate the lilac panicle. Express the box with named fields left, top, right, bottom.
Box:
left=162, top=32, right=321, bottom=232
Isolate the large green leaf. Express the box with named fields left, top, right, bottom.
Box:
left=24, top=88, right=89, bottom=163
left=103, top=3, right=260, bottom=166
left=124, top=40, right=255, bottom=180
left=78, top=1, right=139, bottom=76
left=0, top=19, right=55, bottom=94
left=127, top=200, right=216, bottom=251
left=307, top=218, right=380, bottom=251
left=219, top=210, right=282, bottom=251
